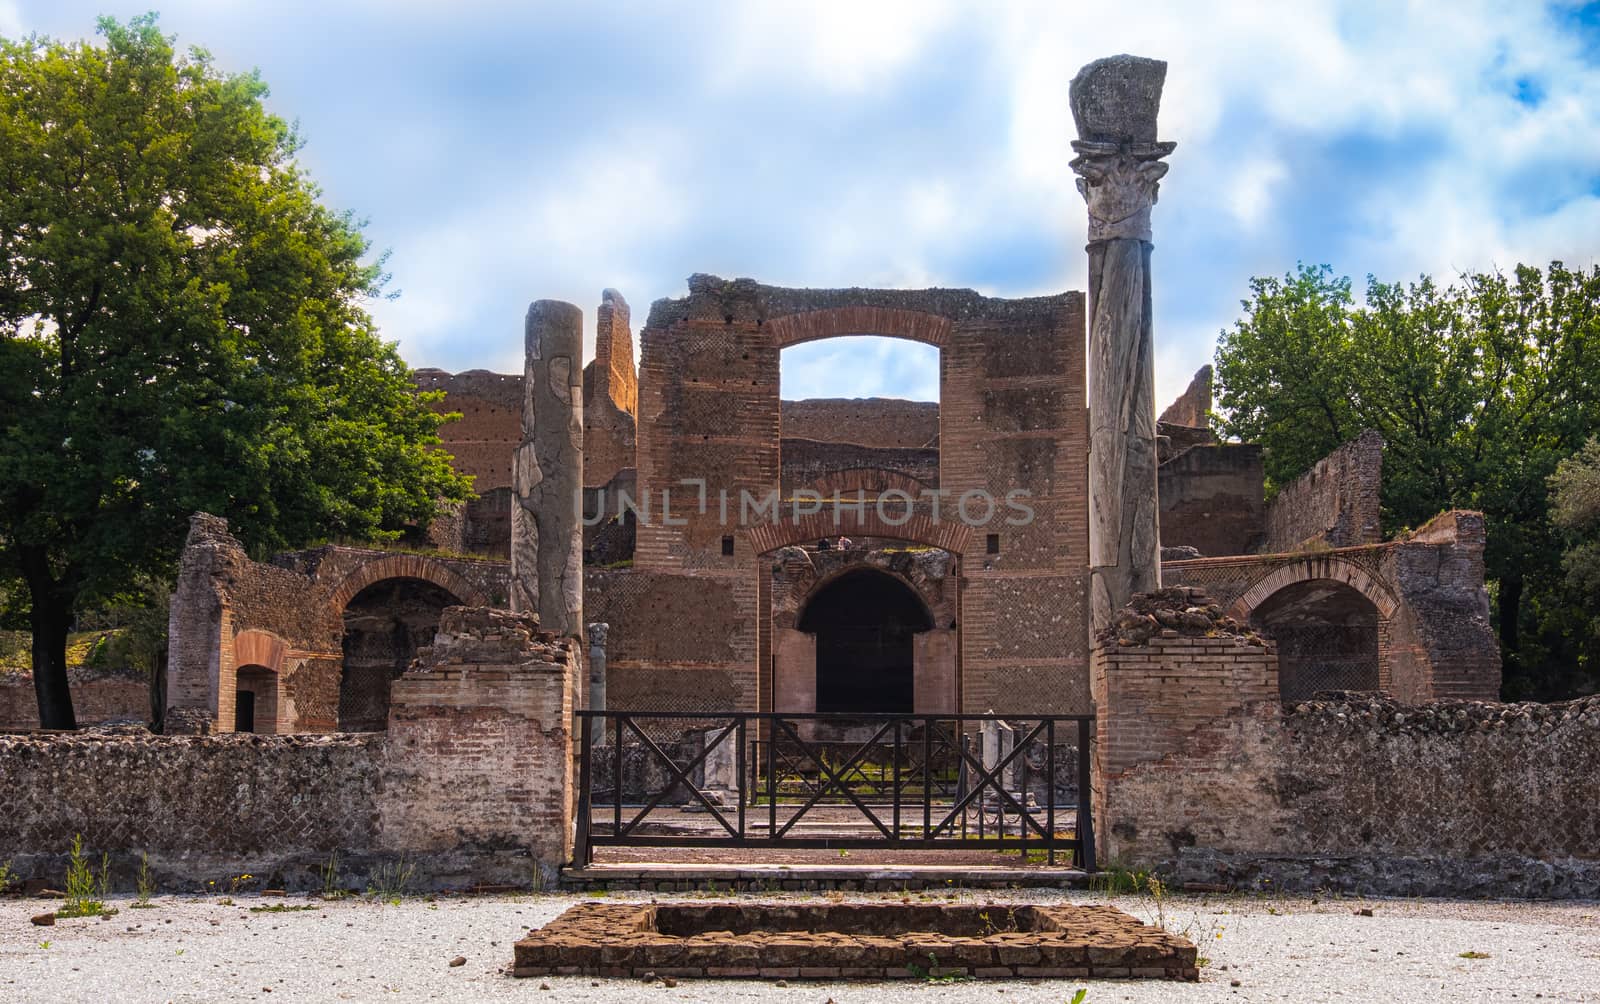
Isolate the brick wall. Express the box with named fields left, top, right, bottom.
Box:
left=1156, top=443, right=1264, bottom=556
left=583, top=289, right=640, bottom=488
left=778, top=438, right=940, bottom=496
left=780, top=398, right=939, bottom=448
left=1262, top=429, right=1383, bottom=551
left=415, top=368, right=523, bottom=492
left=0, top=606, right=577, bottom=891
left=0, top=669, right=150, bottom=730
left=1092, top=631, right=1599, bottom=897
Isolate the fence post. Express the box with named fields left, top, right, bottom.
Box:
left=1076, top=716, right=1097, bottom=872
left=574, top=712, right=594, bottom=868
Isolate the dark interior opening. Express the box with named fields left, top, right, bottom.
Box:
left=340, top=577, right=460, bottom=731
left=234, top=689, right=256, bottom=733
left=798, top=569, right=931, bottom=714
left=1250, top=579, right=1380, bottom=700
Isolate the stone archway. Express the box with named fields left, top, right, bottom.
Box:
left=337, top=577, right=463, bottom=731
left=767, top=306, right=954, bottom=350
left=1226, top=555, right=1398, bottom=622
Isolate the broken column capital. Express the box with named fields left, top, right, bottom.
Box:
left=1069, top=54, right=1175, bottom=244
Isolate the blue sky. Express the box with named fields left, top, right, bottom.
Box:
left=5, top=1, right=1599, bottom=407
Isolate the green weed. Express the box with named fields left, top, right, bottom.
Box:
left=58, top=835, right=110, bottom=918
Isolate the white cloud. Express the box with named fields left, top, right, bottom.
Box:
left=0, top=1, right=22, bottom=36
left=708, top=0, right=959, bottom=93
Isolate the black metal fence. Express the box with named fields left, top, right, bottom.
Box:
left=573, top=711, right=1095, bottom=871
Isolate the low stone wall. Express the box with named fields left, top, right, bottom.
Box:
left=1094, top=625, right=1600, bottom=897
left=0, top=607, right=576, bottom=892
left=0, top=669, right=150, bottom=730
left=0, top=730, right=383, bottom=889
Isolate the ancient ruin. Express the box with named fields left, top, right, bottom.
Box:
left=7, top=52, right=1591, bottom=914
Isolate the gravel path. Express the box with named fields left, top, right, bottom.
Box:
left=4, top=889, right=1597, bottom=1003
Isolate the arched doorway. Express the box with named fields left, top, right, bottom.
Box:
left=234, top=664, right=278, bottom=733
left=1250, top=579, right=1381, bottom=700
left=339, top=577, right=461, bottom=730
left=797, top=569, right=933, bottom=714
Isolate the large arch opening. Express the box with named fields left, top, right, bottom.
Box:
left=797, top=568, right=934, bottom=714
left=339, top=577, right=461, bottom=730
left=1250, top=579, right=1381, bottom=701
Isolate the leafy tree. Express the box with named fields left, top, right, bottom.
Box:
left=0, top=17, right=472, bottom=727
left=1551, top=438, right=1600, bottom=663
left=1214, top=262, right=1600, bottom=700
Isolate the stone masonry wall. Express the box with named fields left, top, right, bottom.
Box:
left=0, top=606, right=577, bottom=891
left=583, top=289, right=640, bottom=488
left=779, top=398, right=940, bottom=448
left=0, top=669, right=149, bottom=730
left=1094, top=625, right=1600, bottom=897
left=1157, top=443, right=1265, bottom=557
left=1262, top=429, right=1383, bottom=552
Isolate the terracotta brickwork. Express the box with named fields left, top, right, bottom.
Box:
left=0, top=606, right=577, bottom=890
left=1157, top=443, right=1265, bottom=556
left=514, top=902, right=1198, bottom=981
left=415, top=368, right=523, bottom=491
left=632, top=276, right=1090, bottom=715
left=383, top=606, right=576, bottom=888
left=1263, top=429, right=1383, bottom=551
left=1162, top=510, right=1500, bottom=701
left=0, top=668, right=148, bottom=730
left=780, top=398, right=940, bottom=449
left=165, top=515, right=509, bottom=734
left=583, top=289, right=639, bottom=488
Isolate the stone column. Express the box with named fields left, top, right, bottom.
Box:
left=511, top=300, right=584, bottom=638
left=1070, top=55, right=1176, bottom=634
left=585, top=622, right=608, bottom=711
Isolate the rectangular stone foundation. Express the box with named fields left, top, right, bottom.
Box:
left=513, top=902, right=1197, bottom=980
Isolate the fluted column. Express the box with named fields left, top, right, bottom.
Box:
left=511, top=300, right=584, bottom=638
left=1070, top=55, right=1175, bottom=634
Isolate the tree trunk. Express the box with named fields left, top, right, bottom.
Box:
left=22, top=553, right=78, bottom=730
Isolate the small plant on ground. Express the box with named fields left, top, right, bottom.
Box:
left=0, top=858, right=16, bottom=894
left=1459, top=950, right=1490, bottom=960
left=58, top=835, right=110, bottom=918
left=366, top=857, right=416, bottom=903
left=250, top=903, right=320, bottom=913
left=133, top=853, right=156, bottom=908
left=905, top=952, right=968, bottom=984
left=320, top=851, right=346, bottom=900
left=1069, top=991, right=1089, bottom=1004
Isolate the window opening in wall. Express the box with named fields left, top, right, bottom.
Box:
left=986, top=533, right=1000, bottom=554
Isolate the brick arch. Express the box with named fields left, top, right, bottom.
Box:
left=801, top=468, right=931, bottom=500
left=767, top=306, right=954, bottom=350
left=1227, top=555, right=1399, bottom=621
left=798, top=562, right=938, bottom=625
left=232, top=629, right=289, bottom=674
left=746, top=509, right=971, bottom=555
left=326, top=554, right=491, bottom=619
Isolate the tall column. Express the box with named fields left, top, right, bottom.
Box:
left=1070, top=55, right=1176, bottom=634
left=511, top=300, right=584, bottom=638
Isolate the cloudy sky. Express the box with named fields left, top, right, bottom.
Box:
left=5, top=1, right=1599, bottom=406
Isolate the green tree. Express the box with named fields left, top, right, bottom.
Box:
left=0, top=17, right=472, bottom=728
left=1214, top=262, right=1600, bottom=699
left=1551, top=438, right=1600, bottom=670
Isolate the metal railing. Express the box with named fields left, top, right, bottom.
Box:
left=572, top=711, right=1095, bottom=871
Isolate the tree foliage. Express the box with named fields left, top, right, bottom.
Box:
left=0, top=16, right=472, bottom=726
left=1215, top=262, right=1600, bottom=700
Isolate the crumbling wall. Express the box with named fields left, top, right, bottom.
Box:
left=1262, top=430, right=1383, bottom=552
left=1093, top=596, right=1598, bottom=896
left=583, top=289, right=639, bottom=488
left=0, top=607, right=578, bottom=890
left=1157, top=443, right=1264, bottom=556
left=780, top=398, right=939, bottom=448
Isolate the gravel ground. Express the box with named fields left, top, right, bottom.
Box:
left=3, top=888, right=1597, bottom=1003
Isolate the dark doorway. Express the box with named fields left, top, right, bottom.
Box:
left=234, top=690, right=256, bottom=733
left=339, top=577, right=460, bottom=731
left=798, top=570, right=932, bottom=714
left=1250, top=579, right=1381, bottom=700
